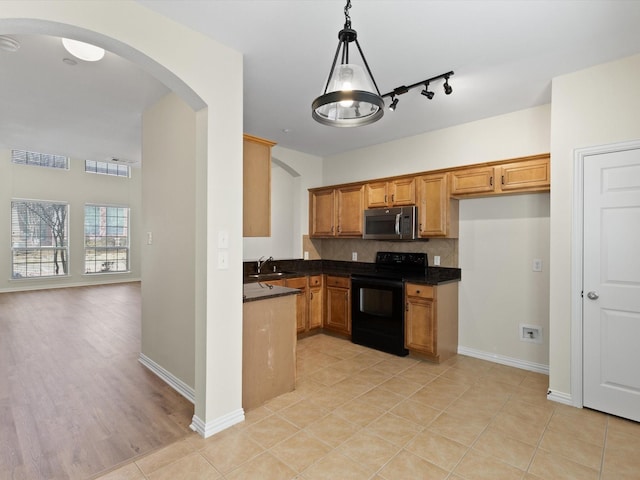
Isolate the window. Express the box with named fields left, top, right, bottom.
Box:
left=12, top=149, right=68, bottom=169
left=84, top=205, right=130, bottom=273
left=11, top=200, right=69, bottom=278
left=85, top=160, right=130, bottom=178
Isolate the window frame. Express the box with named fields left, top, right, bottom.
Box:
left=11, top=149, right=69, bottom=170
left=83, top=204, right=131, bottom=274
left=10, top=199, right=70, bottom=279
left=84, top=160, right=130, bottom=178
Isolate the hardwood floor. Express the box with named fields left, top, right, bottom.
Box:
left=0, top=282, right=194, bottom=480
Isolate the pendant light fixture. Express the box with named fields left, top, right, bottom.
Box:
left=312, top=0, right=455, bottom=127
left=312, top=0, right=384, bottom=127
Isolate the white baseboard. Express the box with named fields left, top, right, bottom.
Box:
left=457, top=346, right=549, bottom=375
left=191, top=409, right=245, bottom=438
left=547, top=389, right=576, bottom=406
left=138, top=353, right=195, bottom=404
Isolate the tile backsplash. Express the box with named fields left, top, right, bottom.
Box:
left=302, top=235, right=458, bottom=267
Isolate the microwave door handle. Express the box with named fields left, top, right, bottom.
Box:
left=395, top=213, right=401, bottom=235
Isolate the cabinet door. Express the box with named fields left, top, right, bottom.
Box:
left=310, top=188, right=335, bottom=237
left=449, top=166, right=495, bottom=196
left=325, top=286, right=350, bottom=335
left=390, top=177, right=416, bottom=206
left=497, top=157, right=550, bottom=193
left=365, top=181, right=389, bottom=208
left=243, top=135, right=275, bottom=237
left=417, top=173, right=458, bottom=238
left=336, top=185, right=364, bottom=236
left=286, top=277, right=308, bottom=333
left=309, top=283, right=324, bottom=330
left=405, top=296, right=436, bottom=356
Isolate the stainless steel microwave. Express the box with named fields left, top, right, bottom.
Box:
left=363, top=206, right=418, bottom=240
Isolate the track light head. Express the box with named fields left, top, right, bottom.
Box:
left=389, top=96, right=399, bottom=111
left=443, top=76, right=453, bottom=95
left=421, top=82, right=435, bottom=99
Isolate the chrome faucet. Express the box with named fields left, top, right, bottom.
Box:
left=256, top=256, right=273, bottom=274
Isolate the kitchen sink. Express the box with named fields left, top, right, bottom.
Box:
left=248, top=271, right=293, bottom=279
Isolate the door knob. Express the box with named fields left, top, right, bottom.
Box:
left=587, top=291, right=599, bottom=300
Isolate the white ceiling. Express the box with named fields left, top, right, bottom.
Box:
left=2, top=1, right=640, bottom=164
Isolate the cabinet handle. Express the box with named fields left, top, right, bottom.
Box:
left=490, top=176, right=493, bottom=186
left=331, top=225, right=334, bottom=233
left=310, top=292, right=313, bottom=300
left=416, top=290, right=420, bottom=294
left=406, top=302, right=409, bottom=312
left=384, top=194, right=387, bottom=203
left=501, top=175, right=505, bottom=185
left=391, top=194, right=395, bottom=202
left=337, top=225, right=341, bottom=233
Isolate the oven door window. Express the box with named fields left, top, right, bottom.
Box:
left=359, top=287, right=393, bottom=317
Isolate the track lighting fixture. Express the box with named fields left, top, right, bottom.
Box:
left=421, top=82, right=434, bottom=100
left=443, top=76, right=453, bottom=95
left=312, top=0, right=454, bottom=127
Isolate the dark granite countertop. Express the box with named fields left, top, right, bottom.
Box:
left=243, top=282, right=300, bottom=303
left=243, top=259, right=461, bottom=286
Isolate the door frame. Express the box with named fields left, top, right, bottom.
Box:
left=571, top=139, right=640, bottom=409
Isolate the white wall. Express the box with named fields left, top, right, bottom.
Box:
left=549, top=53, right=640, bottom=398
left=0, top=150, right=141, bottom=292
left=323, top=105, right=551, bottom=184
left=243, top=145, right=323, bottom=260
left=459, top=194, right=550, bottom=368
left=141, top=93, right=196, bottom=388
left=322, top=105, right=552, bottom=369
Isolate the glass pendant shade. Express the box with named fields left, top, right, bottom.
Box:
left=312, top=62, right=384, bottom=127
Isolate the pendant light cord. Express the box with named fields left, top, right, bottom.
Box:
left=344, top=0, right=352, bottom=29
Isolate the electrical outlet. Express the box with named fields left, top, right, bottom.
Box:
left=146, top=231, right=153, bottom=245
left=352, top=252, right=358, bottom=261
left=303, top=251, right=309, bottom=260
left=520, top=323, right=543, bottom=344
left=533, top=259, right=542, bottom=272
left=433, top=255, right=441, bottom=266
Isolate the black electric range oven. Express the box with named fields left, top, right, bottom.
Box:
left=351, top=252, right=428, bottom=356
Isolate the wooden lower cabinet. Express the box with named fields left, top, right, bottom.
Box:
left=308, top=275, right=324, bottom=330
left=324, top=275, right=351, bottom=336
left=405, top=282, right=458, bottom=363
left=286, top=275, right=323, bottom=335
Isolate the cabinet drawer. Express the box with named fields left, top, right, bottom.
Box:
left=308, top=275, right=323, bottom=287
left=405, top=283, right=433, bottom=299
left=326, top=275, right=350, bottom=288
left=285, top=277, right=307, bottom=289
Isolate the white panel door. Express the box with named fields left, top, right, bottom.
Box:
left=583, top=147, right=640, bottom=421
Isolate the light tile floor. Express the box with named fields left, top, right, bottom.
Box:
left=96, top=334, right=640, bottom=480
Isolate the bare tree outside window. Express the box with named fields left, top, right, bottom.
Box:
left=11, top=201, right=69, bottom=278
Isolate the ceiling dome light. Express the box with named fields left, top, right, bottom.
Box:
left=61, top=38, right=105, bottom=62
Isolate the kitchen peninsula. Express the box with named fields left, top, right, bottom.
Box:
left=242, top=283, right=299, bottom=410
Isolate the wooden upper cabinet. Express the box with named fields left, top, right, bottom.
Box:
left=243, top=134, right=276, bottom=237
left=450, top=154, right=550, bottom=197
left=309, top=184, right=364, bottom=237
left=449, top=166, right=495, bottom=196
left=365, top=178, right=416, bottom=208
left=336, top=184, right=364, bottom=236
left=309, top=188, right=335, bottom=237
left=497, top=157, right=550, bottom=192
left=416, top=172, right=459, bottom=238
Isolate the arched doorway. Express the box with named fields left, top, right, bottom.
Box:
left=1, top=0, right=244, bottom=463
